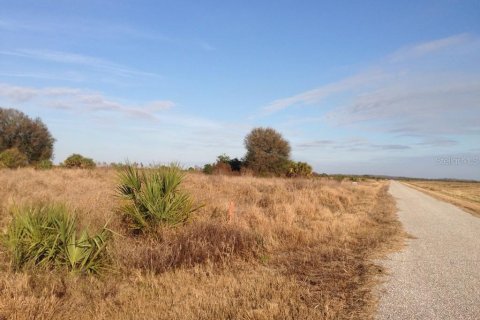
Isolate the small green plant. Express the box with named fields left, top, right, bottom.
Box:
left=117, top=164, right=201, bottom=232
left=202, top=163, right=214, bottom=174
left=63, top=154, right=96, bottom=169
left=0, top=148, right=28, bottom=168
left=259, top=254, right=270, bottom=265
left=3, top=204, right=111, bottom=274
left=35, top=159, right=54, bottom=170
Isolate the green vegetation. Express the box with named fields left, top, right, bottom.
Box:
left=203, top=154, right=243, bottom=175
left=203, top=128, right=313, bottom=178
left=0, top=108, right=55, bottom=164
left=287, top=161, right=313, bottom=177
left=202, top=163, right=214, bottom=174
left=63, top=154, right=96, bottom=169
left=0, top=148, right=28, bottom=168
left=3, top=204, right=111, bottom=274
left=244, top=127, right=291, bottom=176
left=35, top=159, right=54, bottom=170
left=117, top=164, right=201, bottom=232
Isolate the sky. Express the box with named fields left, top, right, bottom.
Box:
left=0, top=0, right=479, bottom=179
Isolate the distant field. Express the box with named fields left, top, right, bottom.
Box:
left=403, top=180, right=480, bottom=217
left=0, top=168, right=403, bottom=320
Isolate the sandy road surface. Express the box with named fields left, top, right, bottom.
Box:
left=376, top=181, right=480, bottom=320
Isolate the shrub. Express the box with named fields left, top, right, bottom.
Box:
left=0, top=148, right=28, bottom=168
left=216, top=153, right=231, bottom=164
left=35, top=159, right=53, bottom=170
left=229, top=158, right=243, bottom=172
left=63, top=154, right=96, bottom=169
left=117, top=164, right=201, bottom=232
left=3, top=204, right=111, bottom=274
left=213, top=154, right=233, bottom=175
left=203, top=154, right=244, bottom=176
left=203, top=163, right=214, bottom=175
left=287, top=161, right=313, bottom=177
left=216, top=154, right=243, bottom=173
left=244, top=127, right=291, bottom=176
left=0, top=108, right=55, bottom=163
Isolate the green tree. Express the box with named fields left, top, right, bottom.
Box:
left=216, top=153, right=231, bottom=164
left=244, top=127, right=291, bottom=176
left=0, top=108, right=55, bottom=164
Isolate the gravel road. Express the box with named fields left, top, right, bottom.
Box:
left=376, top=181, right=480, bottom=320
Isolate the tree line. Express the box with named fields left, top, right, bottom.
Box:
left=1, top=107, right=312, bottom=176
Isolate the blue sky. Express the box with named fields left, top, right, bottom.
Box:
left=0, top=0, right=479, bottom=179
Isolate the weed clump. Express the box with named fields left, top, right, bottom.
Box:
left=117, top=164, right=201, bottom=232
left=3, top=204, right=111, bottom=274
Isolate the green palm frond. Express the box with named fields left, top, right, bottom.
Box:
left=116, top=164, right=202, bottom=232
left=2, top=203, right=111, bottom=274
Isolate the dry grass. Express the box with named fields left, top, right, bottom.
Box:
left=0, top=168, right=403, bottom=319
left=403, top=180, right=480, bottom=217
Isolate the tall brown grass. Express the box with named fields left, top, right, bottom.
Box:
left=0, top=168, right=403, bottom=319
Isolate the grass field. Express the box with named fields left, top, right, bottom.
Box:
left=0, top=168, right=403, bottom=319
left=403, top=180, right=480, bottom=217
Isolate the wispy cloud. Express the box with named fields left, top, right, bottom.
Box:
left=261, top=70, right=386, bottom=115
left=262, top=34, right=478, bottom=115
left=296, top=139, right=335, bottom=148
left=261, top=33, right=480, bottom=137
left=0, top=82, right=237, bottom=145
left=0, top=72, right=85, bottom=82
left=0, top=17, right=215, bottom=52
left=387, top=33, right=473, bottom=62
left=326, top=76, right=480, bottom=135
left=416, top=138, right=458, bottom=147
left=0, top=49, right=160, bottom=78
left=0, top=83, right=173, bottom=119
left=296, top=138, right=411, bottom=152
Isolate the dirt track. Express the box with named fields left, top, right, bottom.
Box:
left=376, top=181, right=480, bottom=320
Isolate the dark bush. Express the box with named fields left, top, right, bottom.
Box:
left=229, top=158, right=243, bottom=172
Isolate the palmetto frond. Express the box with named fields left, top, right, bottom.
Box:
left=116, top=164, right=201, bottom=232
